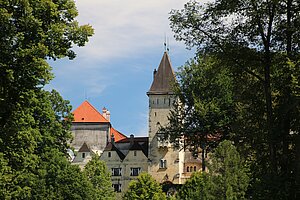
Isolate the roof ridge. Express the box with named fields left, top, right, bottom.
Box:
left=84, top=100, right=109, bottom=122
left=72, top=100, right=109, bottom=123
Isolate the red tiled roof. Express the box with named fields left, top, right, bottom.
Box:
left=110, top=127, right=127, bottom=142
left=73, top=101, right=109, bottom=123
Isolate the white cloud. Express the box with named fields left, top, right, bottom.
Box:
left=74, top=0, right=189, bottom=62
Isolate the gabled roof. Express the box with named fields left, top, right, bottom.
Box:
left=104, top=142, right=126, bottom=160
left=103, top=137, right=149, bottom=160
left=73, top=100, right=109, bottom=123
left=147, top=51, right=176, bottom=95
left=110, top=127, right=127, bottom=142
left=78, top=142, right=91, bottom=153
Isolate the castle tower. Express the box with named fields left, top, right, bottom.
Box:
left=147, top=52, right=182, bottom=184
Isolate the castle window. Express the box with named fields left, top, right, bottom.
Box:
left=111, top=168, right=122, bottom=176
left=108, top=152, right=111, bottom=157
left=82, top=153, right=85, bottom=159
left=154, top=112, right=157, bottom=117
left=194, top=166, right=197, bottom=171
left=187, top=166, right=189, bottom=172
left=164, top=98, right=166, bottom=104
left=157, top=98, right=159, bottom=104
left=159, top=159, right=167, bottom=169
left=169, top=98, right=171, bottom=106
left=130, top=167, right=141, bottom=176
left=112, top=184, right=121, bottom=193
left=134, top=151, right=137, bottom=156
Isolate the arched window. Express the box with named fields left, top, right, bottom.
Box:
left=186, top=166, right=189, bottom=172
left=194, top=166, right=197, bottom=171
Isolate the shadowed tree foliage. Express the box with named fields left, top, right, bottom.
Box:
left=0, top=0, right=94, bottom=198
left=208, top=140, right=249, bottom=200
left=169, top=0, right=300, bottom=198
left=177, top=140, right=249, bottom=200
left=159, top=55, right=235, bottom=171
left=123, top=172, right=166, bottom=200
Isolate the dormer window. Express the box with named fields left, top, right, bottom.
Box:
left=108, top=152, right=111, bottom=157
left=82, top=153, right=85, bottom=159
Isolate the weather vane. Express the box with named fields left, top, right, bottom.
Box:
left=164, top=34, right=170, bottom=52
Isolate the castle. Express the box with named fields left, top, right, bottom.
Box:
left=70, top=51, right=202, bottom=193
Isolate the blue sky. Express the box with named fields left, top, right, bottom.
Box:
left=47, top=0, right=198, bottom=136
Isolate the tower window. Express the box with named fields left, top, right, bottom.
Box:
left=154, top=112, right=157, bottom=117
left=159, top=159, right=167, bottom=169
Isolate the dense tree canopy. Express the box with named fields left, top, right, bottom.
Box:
left=0, top=0, right=94, bottom=198
left=177, top=140, right=249, bottom=200
left=160, top=55, right=234, bottom=170
left=176, top=172, right=212, bottom=200
left=84, top=156, right=115, bottom=200
left=123, top=173, right=166, bottom=200
left=168, top=0, right=300, bottom=199
left=208, top=140, right=249, bottom=200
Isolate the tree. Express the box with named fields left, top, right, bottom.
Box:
left=0, top=0, right=93, bottom=198
left=169, top=0, right=300, bottom=198
left=31, top=149, right=96, bottom=200
left=123, top=172, right=166, bottom=200
left=84, top=156, right=115, bottom=200
left=177, top=141, right=249, bottom=200
left=160, top=55, right=234, bottom=171
left=176, top=172, right=212, bottom=200
left=208, top=140, right=249, bottom=200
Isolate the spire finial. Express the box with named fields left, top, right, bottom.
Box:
left=167, top=37, right=170, bottom=52
left=164, top=33, right=167, bottom=51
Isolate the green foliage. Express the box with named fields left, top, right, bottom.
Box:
left=177, top=141, right=249, bottom=200
left=176, top=172, right=212, bottom=200
left=169, top=0, right=300, bottom=198
left=0, top=0, right=94, bottom=198
left=84, top=156, right=115, bottom=200
left=123, top=172, right=166, bottom=200
left=31, top=149, right=96, bottom=200
left=160, top=56, right=235, bottom=170
left=208, top=140, right=249, bottom=200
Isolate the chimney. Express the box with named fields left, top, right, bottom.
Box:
left=102, top=107, right=107, bottom=118
left=130, top=134, right=134, bottom=145
left=102, top=107, right=110, bottom=122
left=106, top=110, right=110, bottom=122
left=153, top=69, right=157, bottom=78
left=111, top=134, right=115, bottom=144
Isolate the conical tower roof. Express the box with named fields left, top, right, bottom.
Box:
left=147, top=51, right=175, bottom=95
